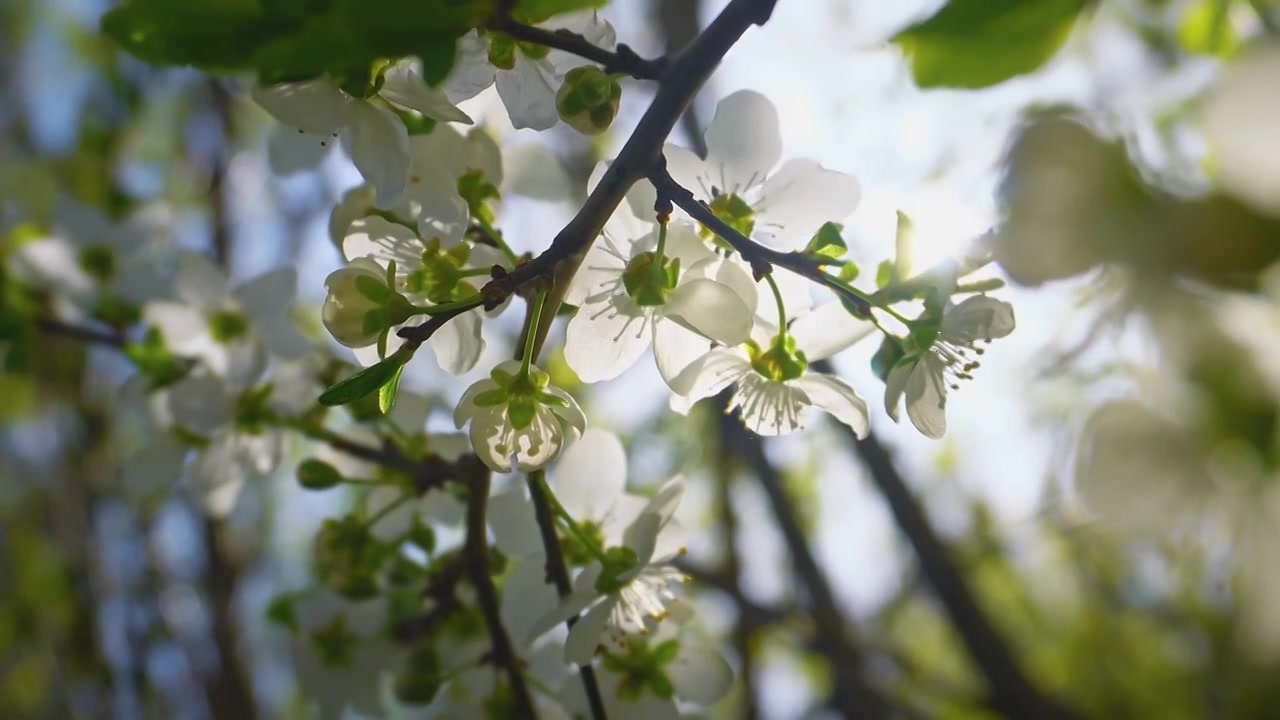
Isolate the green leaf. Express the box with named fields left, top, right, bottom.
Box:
left=265, top=593, right=299, bottom=632
left=893, top=0, right=1090, bottom=89
left=1178, top=0, right=1240, bottom=58
left=319, top=350, right=409, bottom=407
left=838, top=261, right=860, bottom=283
left=514, top=0, right=607, bottom=24
left=379, top=363, right=404, bottom=414
left=804, top=221, right=847, bottom=261
left=875, top=259, right=896, bottom=289
left=418, top=38, right=458, bottom=86
left=894, top=211, right=914, bottom=280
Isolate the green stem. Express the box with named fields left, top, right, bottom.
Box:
left=477, top=216, right=520, bottom=265
left=764, top=273, right=788, bottom=339
left=825, top=273, right=913, bottom=325
left=653, top=220, right=668, bottom=264
left=519, top=290, right=547, bottom=379
left=364, top=493, right=409, bottom=530
left=535, top=473, right=610, bottom=566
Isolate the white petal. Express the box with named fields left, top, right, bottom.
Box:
left=528, top=578, right=599, bottom=644
left=352, top=329, right=404, bottom=367
left=665, top=348, right=750, bottom=407
left=546, top=387, right=588, bottom=436
left=905, top=354, right=949, bottom=439
left=144, top=301, right=209, bottom=354
left=789, top=301, right=876, bottom=361
left=190, top=432, right=246, bottom=517
left=342, top=214, right=423, bottom=267
left=503, top=143, right=571, bottom=201
left=443, top=31, right=497, bottom=103
left=454, top=377, right=499, bottom=428
left=489, top=489, right=543, bottom=558
left=366, top=485, right=414, bottom=542
left=496, top=58, right=559, bottom=131
left=235, top=266, right=295, bottom=316
left=546, top=11, right=616, bottom=73
left=640, top=474, right=686, bottom=529
left=756, top=158, right=861, bottom=240
left=663, top=143, right=711, bottom=200
left=564, top=295, right=654, bottom=382
left=342, top=101, right=411, bottom=206
left=10, top=238, right=92, bottom=297
left=942, top=295, right=1016, bottom=343
left=252, top=80, right=349, bottom=135
left=652, top=320, right=712, bottom=388
left=621, top=511, right=662, bottom=565
left=378, top=62, right=473, bottom=123
left=266, top=124, right=331, bottom=175
left=465, top=127, right=504, bottom=184
left=500, top=556, right=559, bottom=643
left=669, top=643, right=734, bottom=706
left=175, top=252, right=229, bottom=311
left=565, top=228, right=630, bottom=307
left=430, top=307, right=485, bottom=375
left=328, top=184, right=376, bottom=247
left=662, top=221, right=715, bottom=268
left=733, top=374, right=809, bottom=436
left=883, top=358, right=912, bottom=423
left=792, top=373, right=870, bottom=438
left=564, top=599, right=614, bottom=666
left=168, top=374, right=234, bottom=434
left=664, top=278, right=754, bottom=346
left=703, top=90, right=781, bottom=195
left=552, top=428, right=627, bottom=519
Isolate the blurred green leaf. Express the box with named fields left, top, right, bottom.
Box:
left=319, top=351, right=408, bottom=406
left=893, top=0, right=1090, bottom=89
left=1178, top=0, right=1240, bottom=57
left=514, top=0, right=606, bottom=24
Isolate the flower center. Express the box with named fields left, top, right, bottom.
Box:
left=234, top=384, right=275, bottom=434
left=404, top=239, right=475, bottom=304
left=620, top=251, right=678, bottom=307
left=748, top=335, right=808, bottom=382
left=702, top=193, right=756, bottom=245
left=311, top=615, right=359, bottom=668
left=78, top=243, right=116, bottom=281
left=208, top=308, right=249, bottom=343
left=561, top=519, right=607, bottom=567
left=603, top=637, right=682, bottom=701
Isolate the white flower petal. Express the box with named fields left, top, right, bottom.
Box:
left=621, top=512, right=662, bottom=566
left=430, top=307, right=485, bottom=376
left=663, top=143, right=711, bottom=199
left=669, top=643, right=734, bottom=706
left=942, top=295, right=1016, bottom=343
left=144, top=300, right=209, bottom=353
left=443, top=31, right=497, bottom=103
left=883, top=358, right=912, bottom=423
left=564, top=295, right=654, bottom=382
left=756, top=158, right=861, bottom=240
left=235, top=267, right=296, bottom=316
left=342, top=101, right=411, bottom=206
left=546, top=11, right=616, bottom=73
left=266, top=124, right=331, bottom=175
left=905, top=354, right=949, bottom=439
left=168, top=374, right=234, bottom=434
left=175, top=252, right=229, bottom=311
left=640, top=474, right=686, bottom=529
left=793, top=373, right=870, bottom=438
left=552, top=428, right=627, bottom=519
left=500, top=556, right=559, bottom=643
left=564, top=599, right=614, bottom=666
left=342, top=215, right=423, bottom=267
left=789, top=301, right=876, bottom=361
left=664, top=277, right=754, bottom=346
left=703, top=90, right=781, bottom=196
left=465, top=128, right=504, bottom=185
left=733, top=374, right=809, bottom=436
left=666, top=348, right=750, bottom=407
left=378, top=62, right=473, bottom=123
left=327, top=185, right=376, bottom=246
left=252, top=80, right=350, bottom=135
left=496, top=57, right=558, bottom=131
left=454, top=377, right=498, bottom=428
left=489, top=489, right=543, bottom=558
left=503, top=143, right=571, bottom=201
left=652, top=320, right=712, bottom=388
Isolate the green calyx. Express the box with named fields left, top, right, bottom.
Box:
left=208, top=308, right=249, bottom=343
left=593, top=545, right=640, bottom=595
left=78, top=244, right=116, bottom=281
left=621, top=251, right=679, bottom=307
left=404, top=238, right=475, bottom=304
left=556, top=66, right=622, bottom=135
left=311, top=615, right=359, bottom=668
left=234, top=383, right=276, bottom=434
left=602, top=637, right=682, bottom=701
left=561, top=519, right=607, bottom=567
left=334, top=59, right=390, bottom=99
left=457, top=170, right=501, bottom=229
left=471, top=365, right=563, bottom=431
left=703, top=193, right=756, bottom=245
left=748, top=334, right=808, bottom=382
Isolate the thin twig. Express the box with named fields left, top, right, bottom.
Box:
left=36, top=318, right=127, bottom=348
left=461, top=458, right=539, bottom=719
left=650, top=166, right=873, bottom=316
left=488, top=15, right=667, bottom=81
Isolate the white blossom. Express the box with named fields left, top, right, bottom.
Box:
left=453, top=360, right=586, bottom=472
left=443, top=12, right=615, bottom=130
left=254, top=59, right=472, bottom=205
left=665, top=90, right=861, bottom=247
left=883, top=294, right=1015, bottom=439
left=287, top=591, right=401, bottom=720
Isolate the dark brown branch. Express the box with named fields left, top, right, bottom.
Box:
left=651, top=167, right=872, bottom=316
left=461, top=458, right=539, bottom=719
left=201, top=522, right=259, bottom=720
left=833, top=417, right=1081, bottom=720
left=488, top=15, right=667, bottom=81
left=36, top=318, right=127, bottom=348
left=527, top=470, right=609, bottom=720
left=717, top=400, right=894, bottom=719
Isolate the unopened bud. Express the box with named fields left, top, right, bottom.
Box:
left=557, top=66, right=621, bottom=136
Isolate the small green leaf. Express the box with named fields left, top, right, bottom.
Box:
left=804, top=221, right=847, bottom=261
left=1178, top=0, right=1240, bottom=58
left=265, top=593, right=299, bottom=632
left=875, top=259, right=896, bottom=289
left=839, top=261, right=861, bottom=283
left=319, top=350, right=409, bottom=406
left=514, top=0, right=607, bottom=24
left=893, top=0, right=1090, bottom=89
left=379, top=363, right=404, bottom=414
left=894, top=211, right=914, bottom=280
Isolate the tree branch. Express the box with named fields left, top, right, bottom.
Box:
left=834, top=420, right=1081, bottom=720
left=461, top=458, right=539, bottom=719
left=527, top=470, right=609, bottom=720
left=488, top=15, right=667, bottom=81
left=36, top=317, right=127, bottom=348
left=717, top=399, right=894, bottom=719
left=650, top=167, right=873, bottom=316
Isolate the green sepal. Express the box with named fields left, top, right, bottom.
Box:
left=379, top=363, right=405, bottom=414
left=804, top=221, right=847, bottom=261
left=319, top=347, right=412, bottom=407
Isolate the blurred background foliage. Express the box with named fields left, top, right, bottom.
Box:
left=3, top=0, right=1280, bottom=718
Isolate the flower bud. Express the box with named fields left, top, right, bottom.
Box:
left=557, top=66, right=621, bottom=136
left=297, top=459, right=344, bottom=490
left=322, top=257, right=393, bottom=348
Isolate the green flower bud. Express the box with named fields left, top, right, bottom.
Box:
left=557, top=66, right=622, bottom=136
left=297, top=458, right=344, bottom=490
